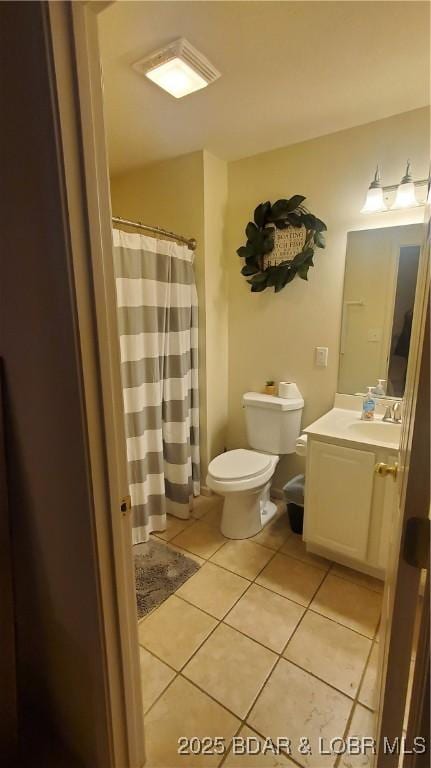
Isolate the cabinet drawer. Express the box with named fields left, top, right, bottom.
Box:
left=304, top=441, right=375, bottom=560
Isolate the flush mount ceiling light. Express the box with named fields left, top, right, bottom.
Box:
left=361, top=162, right=428, bottom=214
left=133, top=38, right=221, bottom=99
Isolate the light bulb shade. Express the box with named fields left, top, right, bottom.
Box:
left=361, top=186, right=387, bottom=213
left=134, top=39, right=220, bottom=99
left=145, top=58, right=208, bottom=98
left=391, top=180, right=418, bottom=209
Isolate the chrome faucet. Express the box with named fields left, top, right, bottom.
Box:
left=392, top=401, right=402, bottom=422
left=382, top=400, right=402, bottom=423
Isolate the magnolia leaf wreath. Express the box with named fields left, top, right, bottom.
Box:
left=237, top=196, right=327, bottom=293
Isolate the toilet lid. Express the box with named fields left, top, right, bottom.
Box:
left=209, top=449, right=271, bottom=481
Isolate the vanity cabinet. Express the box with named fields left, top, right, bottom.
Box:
left=304, top=437, right=398, bottom=576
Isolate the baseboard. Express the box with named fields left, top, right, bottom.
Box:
left=203, top=484, right=284, bottom=500
left=202, top=483, right=285, bottom=500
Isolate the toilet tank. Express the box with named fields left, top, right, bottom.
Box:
left=243, top=392, right=304, bottom=454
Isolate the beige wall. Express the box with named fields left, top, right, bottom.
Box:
left=226, top=107, right=429, bottom=490
left=203, top=151, right=229, bottom=463
left=110, top=150, right=229, bottom=480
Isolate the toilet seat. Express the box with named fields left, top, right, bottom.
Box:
left=209, top=449, right=271, bottom=481
left=207, top=449, right=278, bottom=494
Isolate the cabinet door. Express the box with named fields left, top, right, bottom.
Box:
left=305, top=441, right=375, bottom=560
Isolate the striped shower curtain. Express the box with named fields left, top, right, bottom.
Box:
left=113, top=228, right=200, bottom=544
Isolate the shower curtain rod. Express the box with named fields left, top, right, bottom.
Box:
left=112, top=215, right=197, bottom=251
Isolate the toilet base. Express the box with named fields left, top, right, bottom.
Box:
left=261, top=499, right=278, bottom=529
left=220, top=481, right=278, bottom=539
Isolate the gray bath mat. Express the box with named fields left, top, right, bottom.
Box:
left=134, top=538, right=200, bottom=619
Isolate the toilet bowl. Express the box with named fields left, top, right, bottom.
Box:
left=207, top=390, right=304, bottom=539
left=207, top=449, right=279, bottom=539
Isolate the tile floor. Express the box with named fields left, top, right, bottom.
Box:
left=136, top=495, right=383, bottom=768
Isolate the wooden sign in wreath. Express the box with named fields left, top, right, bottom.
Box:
left=237, top=196, right=327, bottom=293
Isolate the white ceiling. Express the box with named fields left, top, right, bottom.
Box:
left=99, top=1, right=430, bottom=175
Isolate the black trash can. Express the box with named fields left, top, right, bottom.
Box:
left=287, top=503, right=304, bottom=535
left=283, top=474, right=305, bottom=535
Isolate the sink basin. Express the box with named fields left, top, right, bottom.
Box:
left=347, top=419, right=401, bottom=445
left=304, top=406, right=402, bottom=450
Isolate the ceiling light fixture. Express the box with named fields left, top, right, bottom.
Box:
left=133, top=38, right=221, bottom=99
left=361, top=162, right=428, bottom=214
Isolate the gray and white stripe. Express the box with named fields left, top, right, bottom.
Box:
left=113, top=228, right=200, bottom=544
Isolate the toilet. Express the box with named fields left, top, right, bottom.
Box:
left=206, top=391, right=304, bottom=539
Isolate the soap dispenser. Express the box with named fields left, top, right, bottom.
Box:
left=362, top=387, right=376, bottom=421
left=374, top=379, right=386, bottom=397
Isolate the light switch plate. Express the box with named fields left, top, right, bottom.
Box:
left=315, top=346, right=328, bottom=367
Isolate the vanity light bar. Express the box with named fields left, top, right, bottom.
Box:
left=361, top=161, right=429, bottom=213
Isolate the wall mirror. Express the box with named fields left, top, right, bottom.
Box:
left=338, top=223, right=423, bottom=398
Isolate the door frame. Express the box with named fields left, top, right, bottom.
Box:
left=376, top=214, right=430, bottom=764
left=0, top=366, right=17, bottom=760
left=405, top=570, right=430, bottom=768
left=47, top=3, right=144, bottom=767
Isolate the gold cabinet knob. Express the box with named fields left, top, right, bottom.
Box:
left=374, top=461, right=398, bottom=479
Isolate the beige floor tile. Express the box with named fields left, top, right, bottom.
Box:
left=176, top=562, right=249, bottom=619
left=144, top=675, right=240, bottom=767
left=139, top=646, right=176, bottom=714
left=165, top=541, right=205, bottom=566
left=136, top=534, right=204, bottom=566
left=255, top=553, right=326, bottom=606
left=224, top=725, right=296, bottom=767
left=183, top=623, right=277, bottom=718
left=138, top=595, right=217, bottom=670
left=358, top=643, right=379, bottom=710
left=225, top=583, right=304, bottom=653
left=248, top=659, right=353, bottom=768
left=280, top=534, right=331, bottom=571
left=155, top=514, right=195, bottom=542
left=251, top=509, right=292, bottom=551
left=201, top=503, right=223, bottom=528
left=310, top=575, right=382, bottom=638
left=331, top=563, right=384, bottom=593
left=283, top=610, right=371, bottom=697
left=172, top=520, right=227, bottom=559
left=339, top=704, right=376, bottom=768
left=192, top=494, right=223, bottom=520
left=211, top=540, right=274, bottom=580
